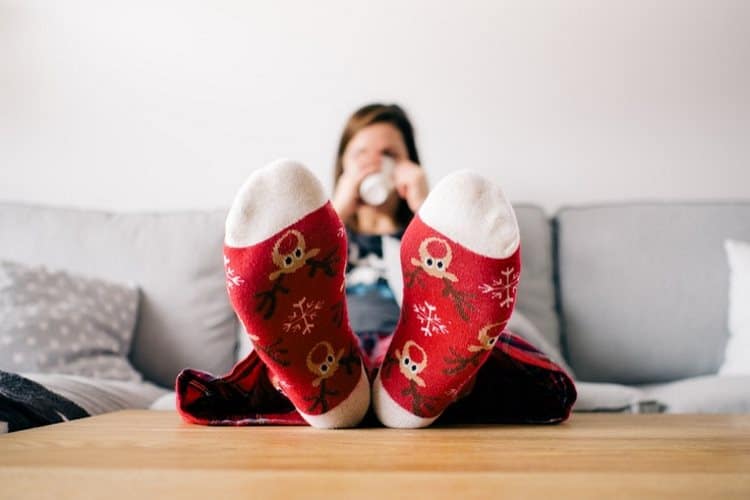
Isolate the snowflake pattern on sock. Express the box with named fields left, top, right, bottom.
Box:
left=224, top=256, right=245, bottom=289
left=283, top=297, right=324, bottom=335
left=413, top=301, right=449, bottom=336
left=478, top=266, right=519, bottom=308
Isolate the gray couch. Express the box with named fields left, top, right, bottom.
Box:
left=1, top=200, right=748, bottom=416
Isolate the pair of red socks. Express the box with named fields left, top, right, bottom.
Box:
left=224, top=160, right=521, bottom=428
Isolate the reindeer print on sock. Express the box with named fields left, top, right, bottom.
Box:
left=253, top=229, right=321, bottom=320
left=411, top=237, right=457, bottom=282
left=269, top=229, right=320, bottom=280
left=304, top=341, right=344, bottom=413
left=306, top=248, right=340, bottom=278
left=385, top=341, right=440, bottom=416
left=443, top=323, right=504, bottom=375
left=406, top=237, right=475, bottom=321
left=397, top=340, right=428, bottom=387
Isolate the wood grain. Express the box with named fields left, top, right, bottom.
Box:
left=1, top=411, right=748, bottom=499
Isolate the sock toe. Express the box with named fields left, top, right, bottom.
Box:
left=225, top=159, right=328, bottom=248
left=418, top=169, right=519, bottom=258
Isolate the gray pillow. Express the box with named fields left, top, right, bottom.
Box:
left=0, top=260, right=142, bottom=381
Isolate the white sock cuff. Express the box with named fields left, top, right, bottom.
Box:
left=225, top=159, right=328, bottom=248
left=418, top=169, right=520, bottom=259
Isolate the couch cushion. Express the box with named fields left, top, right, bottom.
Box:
left=23, top=372, right=170, bottom=415
left=557, top=202, right=750, bottom=384
left=511, top=205, right=561, bottom=355
left=572, top=382, right=668, bottom=413
left=572, top=382, right=647, bottom=413
left=0, top=202, right=237, bottom=388
left=639, top=375, right=750, bottom=413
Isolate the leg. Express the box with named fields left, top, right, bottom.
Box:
left=224, top=159, right=369, bottom=428
left=373, top=169, right=521, bottom=428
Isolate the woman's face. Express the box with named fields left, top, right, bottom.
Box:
left=342, top=123, right=409, bottom=174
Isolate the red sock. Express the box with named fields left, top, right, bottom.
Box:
left=373, top=170, right=521, bottom=427
left=224, top=160, right=369, bottom=428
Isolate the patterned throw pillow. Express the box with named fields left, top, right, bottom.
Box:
left=0, top=260, right=142, bottom=381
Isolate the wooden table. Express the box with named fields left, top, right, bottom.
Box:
left=1, top=411, right=749, bottom=499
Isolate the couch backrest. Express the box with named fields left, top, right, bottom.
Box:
left=0, top=202, right=238, bottom=388
left=512, top=204, right=561, bottom=355
left=557, top=202, right=750, bottom=384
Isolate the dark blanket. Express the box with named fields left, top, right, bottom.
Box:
left=0, top=370, right=89, bottom=432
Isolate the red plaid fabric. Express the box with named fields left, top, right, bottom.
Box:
left=176, top=330, right=576, bottom=426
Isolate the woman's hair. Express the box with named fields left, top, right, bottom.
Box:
left=333, top=103, right=420, bottom=229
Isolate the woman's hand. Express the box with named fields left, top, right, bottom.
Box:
left=332, top=163, right=380, bottom=222
left=393, top=160, right=429, bottom=212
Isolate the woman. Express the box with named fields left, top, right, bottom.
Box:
left=331, top=104, right=428, bottom=356
left=332, top=103, right=427, bottom=233
left=175, top=103, right=576, bottom=429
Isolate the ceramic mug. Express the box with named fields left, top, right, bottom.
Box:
left=359, top=156, right=396, bottom=206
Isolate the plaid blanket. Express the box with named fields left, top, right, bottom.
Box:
left=176, top=329, right=576, bottom=426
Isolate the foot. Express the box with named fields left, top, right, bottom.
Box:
left=224, top=159, right=369, bottom=428
left=373, top=170, right=521, bottom=428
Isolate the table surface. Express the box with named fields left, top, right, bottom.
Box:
left=1, top=411, right=749, bottom=499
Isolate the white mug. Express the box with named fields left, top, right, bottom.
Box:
left=359, top=156, right=395, bottom=206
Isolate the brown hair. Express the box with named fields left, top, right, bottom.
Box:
left=333, top=103, right=421, bottom=229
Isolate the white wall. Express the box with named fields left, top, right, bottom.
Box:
left=1, top=0, right=749, bottom=213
